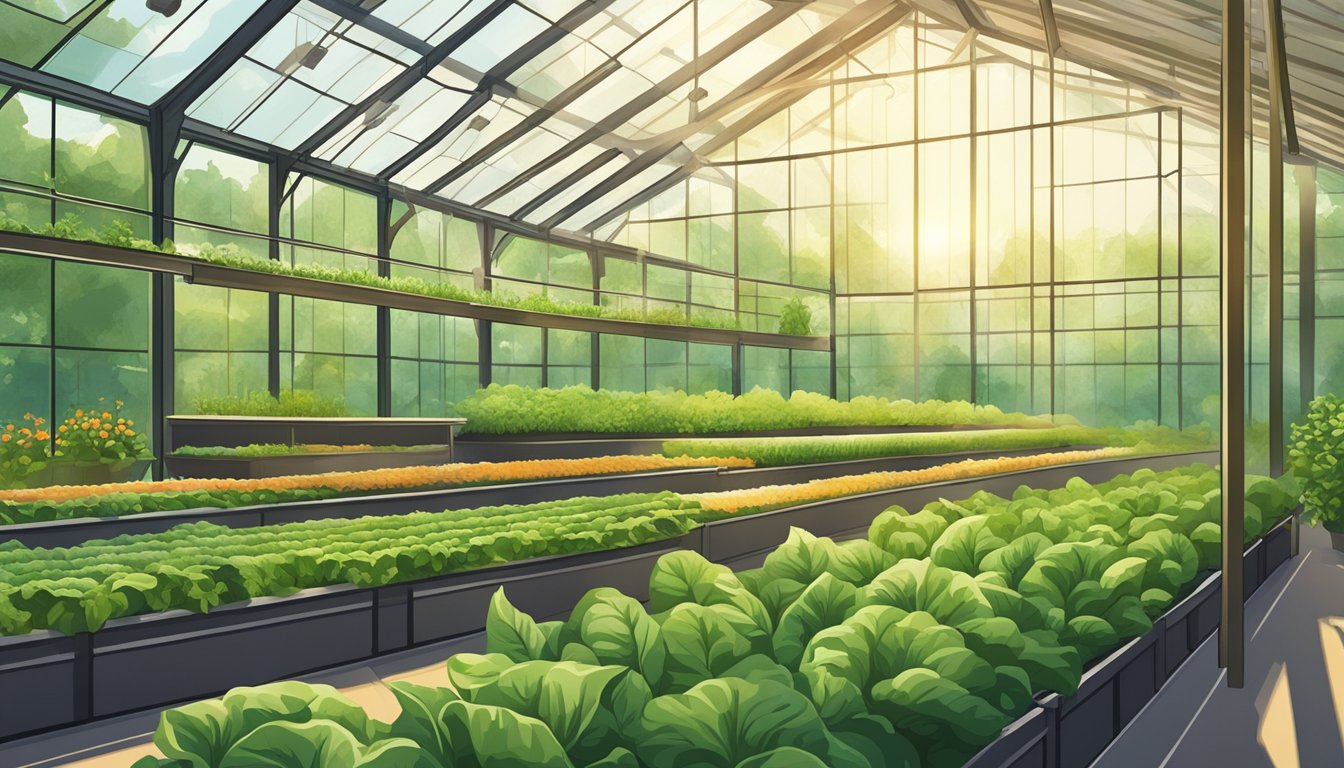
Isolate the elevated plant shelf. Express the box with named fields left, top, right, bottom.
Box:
left=0, top=231, right=829, bottom=351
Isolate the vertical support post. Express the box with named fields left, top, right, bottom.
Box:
left=1219, top=0, right=1247, bottom=689
left=1264, top=0, right=1286, bottom=477
left=376, top=192, right=392, bottom=417
left=1297, top=165, right=1316, bottom=414
left=148, top=108, right=178, bottom=478
left=477, top=223, right=494, bottom=389
left=267, top=161, right=285, bottom=398
left=591, top=250, right=602, bottom=388
left=731, top=344, right=743, bottom=396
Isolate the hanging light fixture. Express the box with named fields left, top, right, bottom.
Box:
left=363, top=100, right=399, bottom=129
left=279, top=42, right=329, bottom=74
left=145, top=0, right=181, bottom=17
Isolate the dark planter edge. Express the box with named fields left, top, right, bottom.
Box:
left=0, top=450, right=1228, bottom=746
left=1016, top=515, right=1297, bottom=768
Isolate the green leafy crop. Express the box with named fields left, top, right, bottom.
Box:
left=1289, top=394, right=1344, bottom=531
left=0, top=492, right=701, bottom=636
left=190, top=390, right=348, bottom=418
left=132, top=464, right=1296, bottom=768
left=455, top=385, right=1055, bottom=435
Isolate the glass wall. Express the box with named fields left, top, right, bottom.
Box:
left=172, top=143, right=270, bottom=411
left=0, top=87, right=154, bottom=445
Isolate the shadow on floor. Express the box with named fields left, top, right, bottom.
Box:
left=1094, top=525, right=1344, bottom=768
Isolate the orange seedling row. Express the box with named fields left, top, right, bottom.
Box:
left=0, top=454, right=755, bottom=504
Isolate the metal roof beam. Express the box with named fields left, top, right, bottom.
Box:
left=376, top=0, right=622, bottom=182
left=578, top=3, right=911, bottom=233
left=1038, top=0, right=1062, bottom=57
left=1264, top=0, right=1300, bottom=154
left=453, top=2, right=807, bottom=208
left=0, top=59, right=146, bottom=122
left=307, top=0, right=434, bottom=56
left=154, top=0, right=302, bottom=124
left=291, top=0, right=514, bottom=158
left=544, top=0, right=905, bottom=231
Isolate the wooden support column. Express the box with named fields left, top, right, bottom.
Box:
left=1218, top=0, right=1247, bottom=689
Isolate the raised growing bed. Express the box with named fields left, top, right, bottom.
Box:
left=703, top=450, right=1217, bottom=568
left=454, top=423, right=1022, bottom=462
left=165, top=416, right=466, bottom=456
left=1, top=445, right=1100, bottom=550
left=165, top=445, right=456, bottom=479
left=0, top=451, right=1178, bottom=743
left=962, top=516, right=1297, bottom=768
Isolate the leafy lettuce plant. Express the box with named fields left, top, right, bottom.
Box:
left=1289, top=394, right=1344, bottom=531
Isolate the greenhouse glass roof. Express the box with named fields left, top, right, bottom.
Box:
left=2, top=0, right=1340, bottom=238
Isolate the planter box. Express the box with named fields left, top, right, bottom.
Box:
left=0, top=451, right=1225, bottom=744
left=0, top=631, right=82, bottom=740
left=704, top=451, right=1220, bottom=567
left=10, top=458, right=152, bottom=489
left=0, top=468, right=724, bottom=550
left=166, top=416, right=465, bottom=455
left=453, top=424, right=1023, bottom=461
left=165, top=446, right=454, bottom=479
left=0, top=532, right=697, bottom=742
left=962, top=708, right=1049, bottom=768
left=1026, top=517, right=1296, bottom=768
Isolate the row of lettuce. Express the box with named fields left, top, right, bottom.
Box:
left=129, top=465, right=1297, bottom=768
left=191, top=386, right=1058, bottom=432
left=0, top=424, right=1136, bottom=525
left=0, top=451, right=1123, bottom=637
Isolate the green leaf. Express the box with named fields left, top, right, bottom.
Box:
left=733, top=748, right=831, bottom=768
left=438, top=700, right=575, bottom=768
left=648, top=551, right=735, bottom=613
left=453, top=659, right=624, bottom=751
left=659, top=603, right=753, bottom=692
left=486, top=589, right=553, bottom=662
left=929, top=517, right=1007, bottom=575
left=857, top=559, right=993, bottom=628
left=218, top=721, right=428, bottom=768
left=762, top=528, right=837, bottom=585
left=637, top=678, right=832, bottom=768
left=773, top=574, right=857, bottom=670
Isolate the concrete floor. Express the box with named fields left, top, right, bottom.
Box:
left=8, top=526, right=1342, bottom=768
left=1093, top=522, right=1344, bottom=768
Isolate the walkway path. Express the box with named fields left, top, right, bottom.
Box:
left=1094, top=523, right=1344, bottom=768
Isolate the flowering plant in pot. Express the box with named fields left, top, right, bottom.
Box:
left=1289, top=394, right=1344, bottom=550
left=1, top=398, right=152, bottom=489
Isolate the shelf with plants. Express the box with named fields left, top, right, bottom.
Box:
left=104, top=464, right=1296, bottom=768
left=0, top=224, right=828, bottom=351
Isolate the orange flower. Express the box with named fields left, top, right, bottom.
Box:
left=90, top=419, right=101, bottom=429
left=0, top=455, right=754, bottom=504
left=126, top=420, right=134, bottom=427
left=124, top=429, right=135, bottom=437
left=117, top=418, right=125, bottom=425
left=80, top=422, right=89, bottom=430
left=58, top=425, right=67, bottom=433
left=1, top=434, right=9, bottom=443
left=687, top=448, right=1135, bottom=515
left=22, top=412, right=32, bottom=420
left=115, top=425, right=125, bottom=433
left=98, top=430, right=109, bottom=439
left=75, top=409, right=84, bottom=418
left=34, top=431, right=49, bottom=441
left=4, top=424, right=12, bottom=432
left=101, top=412, right=111, bottom=420
left=18, top=428, right=30, bottom=436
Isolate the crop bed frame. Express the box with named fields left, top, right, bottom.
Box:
left=3, top=444, right=1103, bottom=550
left=0, top=451, right=1217, bottom=744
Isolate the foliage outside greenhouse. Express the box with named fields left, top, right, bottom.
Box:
left=124, top=466, right=1297, bottom=768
